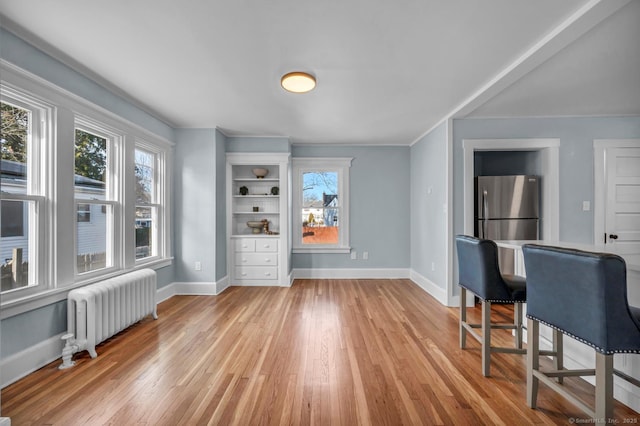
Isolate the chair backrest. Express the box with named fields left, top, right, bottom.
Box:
left=455, top=235, right=512, bottom=301
left=522, top=244, right=640, bottom=354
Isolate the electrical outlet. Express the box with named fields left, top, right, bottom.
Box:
left=363, top=251, right=369, bottom=260
left=195, top=261, right=202, bottom=271
left=350, top=251, right=357, bottom=260
left=431, top=262, right=435, bottom=271
left=582, top=201, right=591, bottom=211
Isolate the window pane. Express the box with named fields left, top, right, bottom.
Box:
left=135, top=206, right=154, bottom=259
left=135, top=149, right=154, bottom=203
left=1, top=102, right=30, bottom=195
left=301, top=172, right=339, bottom=245
left=77, top=203, right=91, bottom=222
left=76, top=203, right=109, bottom=273
left=1, top=200, right=24, bottom=237
left=1, top=200, right=34, bottom=291
left=302, top=171, right=338, bottom=207
left=74, top=129, right=106, bottom=197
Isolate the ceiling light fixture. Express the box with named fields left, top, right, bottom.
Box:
left=281, top=71, right=316, bottom=93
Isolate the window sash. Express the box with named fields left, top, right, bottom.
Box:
left=0, top=65, right=173, bottom=314
left=292, top=158, right=352, bottom=253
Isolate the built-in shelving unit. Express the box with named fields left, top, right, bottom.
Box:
left=226, top=153, right=290, bottom=286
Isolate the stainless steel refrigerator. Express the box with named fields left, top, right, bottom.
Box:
left=474, top=175, right=540, bottom=272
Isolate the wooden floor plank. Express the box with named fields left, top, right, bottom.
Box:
left=2, top=279, right=639, bottom=425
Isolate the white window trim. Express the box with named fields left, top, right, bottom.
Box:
left=0, top=60, right=174, bottom=319
left=73, top=117, right=123, bottom=280
left=292, top=157, right=352, bottom=253
left=134, top=140, right=170, bottom=264
left=1, top=86, right=53, bottom=300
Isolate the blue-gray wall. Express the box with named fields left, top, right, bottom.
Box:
left=410, top=122, right=448, bottom=288
left=453, top=117, right=640, bottom=246
left=0, top=27, right=176, bottom=358
left=174, top=129, right=218, bottom=283
left=291, top=145, right=411, bottom=269
left=226, top=136, right=290, bottom=153
left=0, top=28, right=174, bottom=142
left=215, top=130, right=228, bottom=281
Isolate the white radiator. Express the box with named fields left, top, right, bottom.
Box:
left=63, top=269, right=158, bottom=362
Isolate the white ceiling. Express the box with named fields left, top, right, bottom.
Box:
left=0, top=0, right=638, bottom=145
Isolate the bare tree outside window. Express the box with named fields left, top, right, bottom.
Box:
left=302, top=171, right=339, bottom=244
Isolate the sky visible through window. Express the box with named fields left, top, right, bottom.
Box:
left=303, top=171, right=337, bottom=206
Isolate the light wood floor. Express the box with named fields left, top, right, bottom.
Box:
left=2, top=279, right=639, bottom=425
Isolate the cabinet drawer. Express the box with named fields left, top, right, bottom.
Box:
left=256, top=239, right=278, bottom=252
left=234, top=239, right=256, bottom=252
left=235, top=266, right=278, bottom=280
left=235, top=252, right=278, bottom=266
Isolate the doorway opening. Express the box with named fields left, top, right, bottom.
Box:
left=462, top=139, right=560, bottom=275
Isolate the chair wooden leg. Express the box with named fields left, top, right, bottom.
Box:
left=482, top=300, right=491, bottom=377
left=514, top=302, right=523, bottom=349
left=527, top=318, right=540, bottom=408
left=595, top=352, right=614, bottom=421
left=460, top=287, right=467, bottom=349
left=553, top=329, right=564, bottom=384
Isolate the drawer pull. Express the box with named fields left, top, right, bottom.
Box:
left=265, top=258, right=271, bottom=263
left=242, top=258, right=247, bottom=263
left=264, top=272, right=271, bottom=276
left=263, top=244, right=270, bottom=249
left=241, top=272, right=247, bottom=277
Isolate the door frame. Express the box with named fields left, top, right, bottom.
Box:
left=462, top=138, right=560, bottom=241
left=593, top=139, right=640, bottom=245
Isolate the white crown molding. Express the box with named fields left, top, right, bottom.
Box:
left=0, top=60, right=175, bottom=147
left=0, top=18, right=176, bottom=129
left=410, top=0, right=633, bottom=146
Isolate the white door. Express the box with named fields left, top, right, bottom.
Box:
left=605, top=147, right=640, bottom=254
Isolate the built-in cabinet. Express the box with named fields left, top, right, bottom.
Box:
left=226, top=153, right=290, bottom=286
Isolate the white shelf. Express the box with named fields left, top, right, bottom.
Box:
left=233, top=212, right=278, bottom=215
left=233, top=195, right=279, bottom=198
left=234, top=178, right=279, bottom=182
left=226, top=152, right=289, bottom=287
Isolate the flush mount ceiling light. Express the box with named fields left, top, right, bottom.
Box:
left=281, top=71, right=316, bottom=93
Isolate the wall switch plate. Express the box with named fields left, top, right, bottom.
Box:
left=195, top=261, right=202, bottom=271
left=582, top=201, right=591, bottom=211
left=431, top=262, right=435, bottom=271
left=350, top=251, right=357, bottom=260
left=363, top=251, right=369, bottom=260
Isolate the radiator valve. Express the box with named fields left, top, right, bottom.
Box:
left=59, top=333, right=78, bottom=370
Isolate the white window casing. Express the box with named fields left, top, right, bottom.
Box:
left=292, top=157, right=352, bottom=253
left=0, top=60, right=173, bottom=318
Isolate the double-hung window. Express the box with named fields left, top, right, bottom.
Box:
left=0, top=89, right=50, bottom=295
left=1, top=63, right=173, bottom=316
left=134, top=142, right=167, bottom=261
left=292, top=158, right=352, bottom=253
left=74, top=119, right=120, bottom=276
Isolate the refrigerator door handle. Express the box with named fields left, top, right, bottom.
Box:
left=482, top=190, right=488, bottom=239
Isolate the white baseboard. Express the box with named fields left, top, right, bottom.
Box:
left=157, top=277, right=231, bottom=302
left=292, top=268, right=410, bottom=279
left=525, top=326, right=640, bottom=413
left=1, top=332, right=65, bottom=388
left=409, top=269, right=448, bottom=305
left=1, top=278, right=233, bottom=390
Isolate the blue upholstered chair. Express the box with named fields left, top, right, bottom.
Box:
left=523, top=244, right=640, bottom=421
left=456, top=235, right=532, bottom=376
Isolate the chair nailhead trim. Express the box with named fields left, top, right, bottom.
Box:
left=527, top=315, right=640, bottom=355
left=459, top=286, right=525, bottom=303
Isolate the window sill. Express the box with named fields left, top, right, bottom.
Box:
left=0, top=257, right=174, bottom=320
left=292, top=247, right=351, bottom=254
